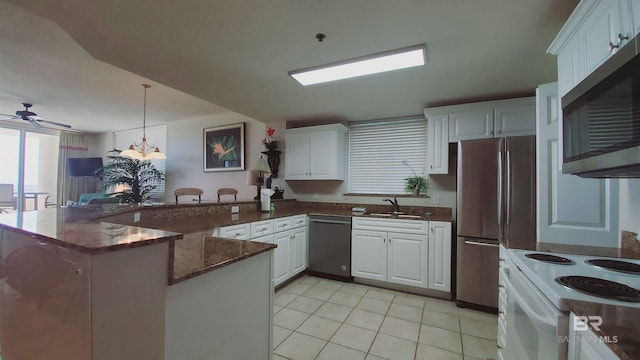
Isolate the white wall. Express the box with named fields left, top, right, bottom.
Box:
left=619, top=179, right=640, bottom=235
left=165, top=113, right=269, bottom=202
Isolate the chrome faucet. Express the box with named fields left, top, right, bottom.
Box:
left=383, top=196, right=399, bottom=213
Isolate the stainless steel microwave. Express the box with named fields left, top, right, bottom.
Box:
left=562, top=33, right=640, bottom=178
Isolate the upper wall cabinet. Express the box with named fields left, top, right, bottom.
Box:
left=285, top=124, right=347, bottom=180
left=548, top=0, right=636, bottom=97
left=425, top=97, right=535, bottom=175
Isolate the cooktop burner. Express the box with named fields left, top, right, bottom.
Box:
left=585, top=259, right=640, bottom=275
left=525, top=253, right=575, bottom=264
left=555, top=276, right=640, bottom=303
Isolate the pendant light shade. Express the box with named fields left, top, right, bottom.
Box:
left=120, top=84, right=167, bottom=160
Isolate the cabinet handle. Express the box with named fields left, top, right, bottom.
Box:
left=430, top=165, right=433, bottom=169
left=609, top=41, right=619, bottom=52
left=618, top=33, right=629, bottom=43
left=497, top=130, right=502, bottom=134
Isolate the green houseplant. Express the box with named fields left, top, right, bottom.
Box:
left=404, top=175, right=428, bottom=195
left=100, top=151, right=165, bottom=204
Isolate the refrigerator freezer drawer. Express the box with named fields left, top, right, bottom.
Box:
left=456, top=236, right=499, bottom=308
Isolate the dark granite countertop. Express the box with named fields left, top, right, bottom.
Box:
left=567, top=300, right=640, bottom=360
left=0, top=207, right=183, bottom=254
left=0, top=200, right=453, bottom=285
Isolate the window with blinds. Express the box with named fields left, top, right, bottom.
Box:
left=349, top=117, right=428, bottom=194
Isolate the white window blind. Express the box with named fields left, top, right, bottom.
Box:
left=349, top=118, right=428, bottom=194
left=113, top=125, right=167, bottom=201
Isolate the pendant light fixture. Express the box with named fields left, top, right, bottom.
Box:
left=120, top=84, right=167, bottom=160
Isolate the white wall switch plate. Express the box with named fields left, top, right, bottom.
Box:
left=133, top=212, right=141, bottom=223
left=432, top=194, right=440, bottom=204
left=231, top=206, right=239, bottom=213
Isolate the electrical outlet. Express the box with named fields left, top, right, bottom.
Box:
left=231, top=206, right=239, bottom=213
left=432, top=194, right=440, bottom=204
left=133, top=212, right=141, bottom=223
left=314, top=193, right=319, bottom=200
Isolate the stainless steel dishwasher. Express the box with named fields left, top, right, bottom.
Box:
left=307, top=214, right=353, bottom=282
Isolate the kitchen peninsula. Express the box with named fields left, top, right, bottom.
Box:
left=0, top=200, right=454, bottom=360
left=0, top=204, right=277, bottom=360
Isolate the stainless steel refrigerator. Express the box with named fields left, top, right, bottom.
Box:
left=456, top=136, right=536, bottom=310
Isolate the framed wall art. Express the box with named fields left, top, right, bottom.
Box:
left=203, top=123, right=245, bottom=172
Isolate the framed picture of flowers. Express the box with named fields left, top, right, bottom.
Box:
left=203, top=123, right=245, bottom=172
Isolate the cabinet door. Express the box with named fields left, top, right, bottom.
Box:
left=428, top=221, right=452, bottom=292
left=581, top=1, right=623, bottom=77
left=290, top=226, right=307, bottom=275
left=494, top=103, right=536, bottom=137
left=633, top=0, right=640, bottom=37
left=309, top=130, right=344, bottom=180
left=273, top=230, right=292, bottom=286
left=557, top=35, right=583, bottom=97
left=536, top=82, right=619, bottom=247
left=387, top=232, right=427, bottom=288
left=284, top=132, right=310, bottom=179
left=449, top=109, right=494, bottom=142
left=427, top=114, right=449, bottom=174
left=351, top=230, right=387, bottom=281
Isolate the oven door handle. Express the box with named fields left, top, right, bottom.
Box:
left=498, top=267, right=558, bottom=330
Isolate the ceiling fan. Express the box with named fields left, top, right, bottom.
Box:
left=0, top=103, right=72, bottom=129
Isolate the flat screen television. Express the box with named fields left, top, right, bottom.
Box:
left=67, top=157, right=104, bottom=177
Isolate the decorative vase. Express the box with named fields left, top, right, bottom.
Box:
left=265, top=142, right=278, bottom=151
left=412, top=188, right=420, bottom=196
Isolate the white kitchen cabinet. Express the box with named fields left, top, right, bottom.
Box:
left=448, top=109, right=494, bottom=142
left=494, top=102, right=536, bottom=137
left=567, top=313, right=618, bottom=360
left=425, top=97, right=535, bottom=149
left=284, top=124, right=347, bottom=180
left=273, top=230, right=291, bottom=285
left=216, top=223, right=251, bottom=240
left=351, top=229, right=389, bottom=281
left=426, top=113, right=449, bottom=174
left=250, top=219, right=274, bottom=238
left=388, top=232, right=427, bottom=287
left=291, top=226, right=307, bottom=275
left=548, top=0, right=635, bottom=97
left=632, top=0, right=640, bottom=36
left=273, top=215, right=308, bottom=286
left=581, top=1, right=626, bottom=76
left=351, top=217, right=429, bottom=288
left=427, top=221, right=452, bottom=292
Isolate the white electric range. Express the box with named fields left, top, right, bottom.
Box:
left=508, top=249, right=640, bottom=310
left=498, top=246, right=640, bottom=360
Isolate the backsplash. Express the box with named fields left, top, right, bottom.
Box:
left=622, top=230, right=640, bottom=258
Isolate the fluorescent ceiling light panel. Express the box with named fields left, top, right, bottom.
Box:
left=289, top=44, right=426, bottom=86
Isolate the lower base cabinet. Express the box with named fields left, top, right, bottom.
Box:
left=273, top=215, right=307, bottom=286
left=351, top=217, right=451, bottom=291
left=428, top=221, right=452, bottom=292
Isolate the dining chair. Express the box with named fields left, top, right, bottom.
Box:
left=44, top=195, right=57, bottom=208
left=217, top=188, right=238, bottom=202
left=174, top=188, right=204, bottom=203
left=0, top=184, right=16, bottom=213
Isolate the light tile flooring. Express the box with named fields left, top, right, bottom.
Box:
left=273, top=275, right=498, bottom=360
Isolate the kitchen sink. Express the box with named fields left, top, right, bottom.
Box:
left=367, top=213, right=422, bottom=219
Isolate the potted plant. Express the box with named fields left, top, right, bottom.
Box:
left=405, top=175, right=428, bottom=195
left=261, top=125, right=278, bottom=151
left=100, top=151, right=165, bottom=204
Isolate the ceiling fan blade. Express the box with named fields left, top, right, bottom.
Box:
left=29, top=119, right=43, bottom=128
left=35, top=118, right=72, bottom=129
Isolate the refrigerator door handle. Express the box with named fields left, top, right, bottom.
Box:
left=506, top=149, right=512, bottom=228
left=497, top=150, right=503, bottom=230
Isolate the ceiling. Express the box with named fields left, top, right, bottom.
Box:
left=1, top=0, right=578, bottom=133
